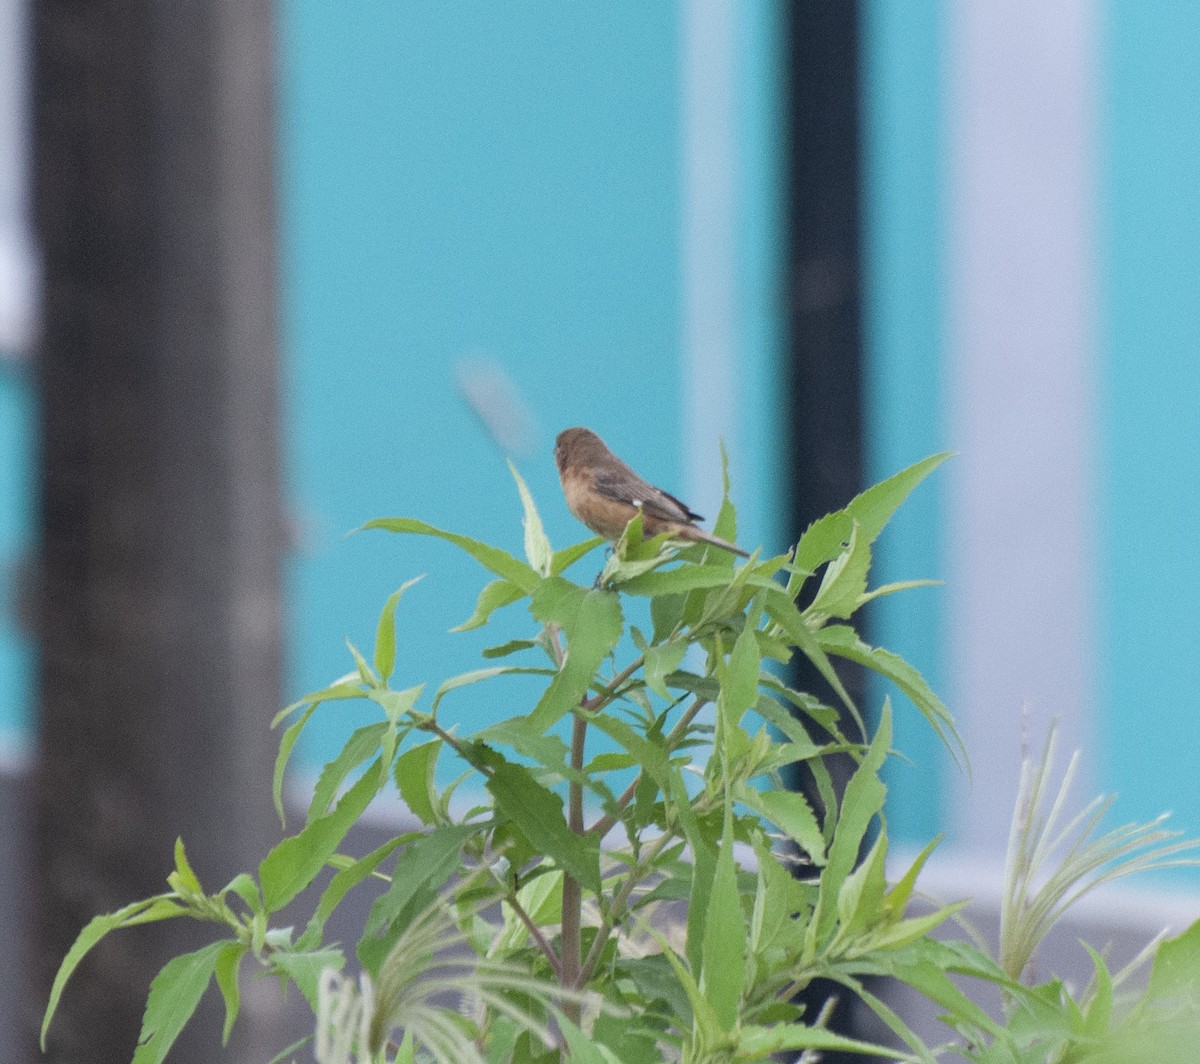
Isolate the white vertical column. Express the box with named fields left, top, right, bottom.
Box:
left=0, top=0, right=37, bottom=356
left=681, top=0, right=738, bottom=522
left=945, top=1, right=1098, bottom=852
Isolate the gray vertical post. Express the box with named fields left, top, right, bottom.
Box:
left=30, top=1, right=284, bottom=1061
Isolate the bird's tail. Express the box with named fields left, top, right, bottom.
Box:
left=681, top=526, right=750, bottom=558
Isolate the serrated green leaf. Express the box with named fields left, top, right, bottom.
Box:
left=509, top=461, right=553, bottom=576
left=487, top=761, right=600, bottom=892
left=762, top=588, right=862, bottom=733
left=260, top=758, right=383, bottom=913
left=806, top=520, right=871, bottom=621
left=700, top=835, right=745, bottom=1031
left=214, top=941, right=246, bottom=1045
left=41, top=895, right=187, bottom=1049
left=790, top=453, right=950, bottom=594
left=362, top=516, right=540, bottom=592
left=528, top=579, right=623, bottom=732
left=373, top=576, right=423, bottom=684
left=131, top=940, right=230, bottom=1064
left=737, top=786, right=825, bottom=864
left=394, top=739, right=441, bottom=825
left=817, top=624, right=965, bottom=766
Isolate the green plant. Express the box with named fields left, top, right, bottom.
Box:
left=40, top=452, right=1200, bottom=1063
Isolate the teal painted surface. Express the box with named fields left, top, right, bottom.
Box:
left=734, top=0, right=785, bottom=559
left=0, top=367, right=33, bottom=748
left=1101, top=7, right=1200, bottom=842
left=278, top=4, right=687, bottom=771
left=862, top=1, right=948, bottom=843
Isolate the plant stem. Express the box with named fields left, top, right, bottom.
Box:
left=560, top=710, right=588, bottom=1025
left=589, top=696, right=709, bottom=838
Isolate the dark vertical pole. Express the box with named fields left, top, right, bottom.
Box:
left=783, top=4, right=868, bottom=1059
left=784, top=1, right=865, bottom=548
left=30, top=2, right=283, bottom=1062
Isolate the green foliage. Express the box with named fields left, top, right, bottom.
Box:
left=41, top=453, right=1200, bottom=1062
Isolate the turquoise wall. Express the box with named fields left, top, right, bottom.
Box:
left=862, top=1, right=947, bottom=843
left=1101, top=6, right=1200, bottom=833
left=0, top=366, right=33, bottom=754
left=278, top=3, right=783, bottom=773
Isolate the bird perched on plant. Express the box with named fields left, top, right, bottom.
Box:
left=554, top=427, right=749, bottom=558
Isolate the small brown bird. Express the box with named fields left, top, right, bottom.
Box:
left=554, top=427, right=749, bottom=558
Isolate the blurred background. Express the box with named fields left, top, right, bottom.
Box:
left=2, top=1, right=1199, bottom=1061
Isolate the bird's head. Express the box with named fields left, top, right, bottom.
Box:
left=554, top=427, right=608, bottom=473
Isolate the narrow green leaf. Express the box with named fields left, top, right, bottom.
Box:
left=360, top=825, right=477, bottom=973
left=762, top=588, right=862, bottom=733
left=270, top=948, right=344, bottom=1010
left=700, top=836, right=746, bottom=1031
left=481, top=638, right=538, bottom=659
left=362, top=516, right=540, bottom=592
left=487, top=761, right=601, bottom=892
left=806, top=521, right=871, bottom=621
left=528, top=579, right=623, bottom=732
left=817, top=624, right=965, bottom=765
left=723, top=618, right=761, bottom=722
left=644, top=639, right=687, bottom=699
left=222, top=873, right=262, bottom=915
left=214, top=942, right=246, bottom=1045
left=790, top=452, right=950, bottom=591
left=837, top=833, right=888, bottom=936
left=884, top=835, right=941, bottom=917
left=738, top=1022, right=909, bottom=1058
left=297, top=836, right=410, bottom=951
left=560, top=1017, right=621, bottom=1064
left=1146, top=917, right=1200, bottom=1004
left=131, top=940, right=230, bottom=1064
left=41, top=896, right=186, bottom=1048
left=345, top=638, right=377, bottom=687
left=172, top=838, right=202, bottom=894
left=260, top=758, right=383, bottom=913
left=272, top=681, right=367, bottom=826
left=373, top=576, right=424, bottom=685
left=451, top=578, right=527, bottom=632
left=551, top=536, right=605, bottom=576
left=271, top=675, right=362, bottom=729
left=307, top=722, right=388, bottom=824
left=509, top=460, right=553, bottom=576
left=846, top=452, right=951, bottom=544
left=394, top=739, right=441, bottom=825
left=431, top=665, right=553, bottom=713
left=265, top=1035, right=314, bottom=1064
left=737, top=786, right=825, bottom=865
left=812, top=703, right=891, bottom=946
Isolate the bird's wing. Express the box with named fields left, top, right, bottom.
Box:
left=592, top=465, right=702, bottom=524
